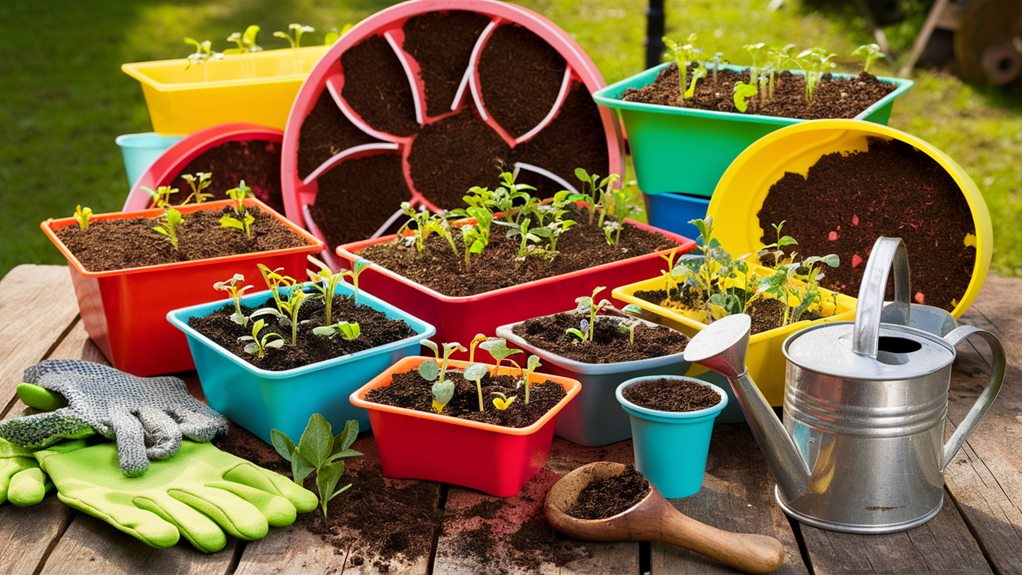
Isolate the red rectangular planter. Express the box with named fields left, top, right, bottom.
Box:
left=336, top=220, right=694, bottom=351
left=350, top=356, right=581, bottom=497
left=41, top=198, right=324, bottom=376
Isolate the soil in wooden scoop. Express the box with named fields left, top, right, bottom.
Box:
left=566, top=465, right=651, bottom=520
left=297, top=88, right=378, bottom=180
left=623, top=64, right=896, bottom=120
left=54, top=206, right=308, bottom=272
left=174, top=140, right=285, bottom=214
left=477, top=23, right=566, bottom=139
left=187, top=292, right=415, bottom=371
left=758, top=137, right=975, bottom=310
left=360, top=208, right=676, bottom=297
left=511, top=312, right=688, bottom=363
left=367, top=370, right=566, bottom=428
left=406, top=109, right=511, bottom=209
left=634, top=287, right=818, bottom=335
left=623, top=377, right=721, bottom=412
left=309, top=152, right=410, bottom=250
left=341, top=34, right=419, bottom=137
left=402, top=10, right=493, bottom=118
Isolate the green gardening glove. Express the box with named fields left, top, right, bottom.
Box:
left=0, top=437, right=54, bottom=506
left=35, top=440, right=318, bottom=553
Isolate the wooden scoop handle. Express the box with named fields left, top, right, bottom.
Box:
left=657, top=508, right=784, bottom=574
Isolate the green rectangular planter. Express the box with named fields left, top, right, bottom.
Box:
left=593, top=63, right=913, bottom=197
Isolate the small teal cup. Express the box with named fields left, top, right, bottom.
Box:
left=115, top=132, right=184, bottom=187
left=616, top=376, right=728, bottom=498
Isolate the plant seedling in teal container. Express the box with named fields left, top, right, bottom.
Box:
left=213, top=273, right=253, bottom=326
left=663, top=34, right=701, bottom=99
left=313, top=321, right=361, bottom=341
left=271, top=414, right=362, bottom=519
left=239, top=318, right=284, bottom=359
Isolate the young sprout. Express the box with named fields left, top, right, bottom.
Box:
left=491, top=392, right=517, bottom=411
left=307, top=255, right=343, bottom=324
left=505, top=219, right=543, bottom=261
left=143, top=185, right=178, bottom=208
left=213, top=273, right=253, bottom=326
left=312, top=321, right=361, bottom=340
left=464, top=363, right=490, bottom=412
left=478, top=338, right=523, bottom=377
left=274, top=23, right=315, bottom=49
left=851, top=43, right=885, bottom=74
left=397, top=202, right=458, bottom=258
left=768, top=44, right=797, bottom=100
left=601, top=182, right=639, bottom=247
left=797, top=48, right=836, bottom=105
left=252, top=286, right=308, bottom=346
left=239, top=319, right=284, bottom=359
left=566, top=286, right=611, bottom=345
left=456, top=207, right=493, bottom=268
left=271, top=415, right=362, bottom=520
left=221, top=180, right=254, bottom=238
left=431, top=380, right=454, bottom=414
left=73, top=205, right=92, bottom=231
left=180, top=172, right=213, bottom=204
left=617, top=304, right=645, bottom=345
left=709, top=51, right=727, bottom=82
left=343, top=259, right=370, bottom=305
left=183, top=38, right=223, bottom=70
left=152, top=208, right=184, bottom=249
left=660, top=249, right=681, bottom=293
left=663, top=33, right=701, bottom=100
left=518, top=354, right=541, bottom=405
left=468, top=333, right=488, bottom=363
left=225, top=25, right=262, bottom=54
left=733, top=81, right=758, bottom=113
left=419, top=341, right=469, bottom=405
left=743, top=42, right=768, bottom=87
left=684, top=64, right=707, bottom=99
left=226, top=180, right=251, bottom=212
left=257, top=264, right=297, bottom=314
left=491, top=171, right=536, bottom=224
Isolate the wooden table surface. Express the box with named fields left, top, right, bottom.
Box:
left=1, top=263, right=1019, bottom=575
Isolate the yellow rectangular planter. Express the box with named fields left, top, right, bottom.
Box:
left=612, top=264, right=857, bottom=406
left=122, top=46, right=329, bottom=134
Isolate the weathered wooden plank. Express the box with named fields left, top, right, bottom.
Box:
left=434, top=438, right=640, bottom=575
left=0, top=265, right=78, bottom=418
left=653, top=423, right=809, bottom=575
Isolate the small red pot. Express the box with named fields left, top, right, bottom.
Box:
left=336, top=221, right=695, bottom=354
left=41, top=198, right=323, bottom=376
left=350, top=356, right=581, bottom=497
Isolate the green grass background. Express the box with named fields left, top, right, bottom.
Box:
left=2, top=0, right=1019, bottom=277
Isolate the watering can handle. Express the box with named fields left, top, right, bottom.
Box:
left=941, top=325, right=1005, bottom=470
left=853, top=237, right=912, bottom=357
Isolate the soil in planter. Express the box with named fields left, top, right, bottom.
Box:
left=757, top=137, right=975, bottom=310
left=187, top=292, right=416, bottom=371
left=174, top=140, right=285, bottom=214
left=309, top=153, right=411, bottom=249
left=512, top=312, right=688, bottom=363
left=566, top=465, right=650, bottom=520
left=623, top=377, right=720, bottom=412
left=477, top=23, right=567, bottom=139
left=623, top=64, right=896, bottom=120
left=359, top=207, right=677, bottom=297
left=297, top=88, right=378, bottom=180
left=403, top=11, right=493, bottom=118
left=634, top=287, right=820, bottom=335
left=54, top=206, right=308, bottom=272
left=366, top=370, right=567, bottom=428
left=341, top=34, right=419, bottom=137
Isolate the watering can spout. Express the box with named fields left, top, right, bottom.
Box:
left=684, top=315, right=810, bottom=500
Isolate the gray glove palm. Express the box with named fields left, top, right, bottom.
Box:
left=0, top=360, right=228, bottom=477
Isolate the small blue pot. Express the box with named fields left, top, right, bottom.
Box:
left=643, top=192, right=710, bottom=241
left=616, top=376, right=728, bottom=498
left=167, top=281, right=435, bottom=444
left=116, top=132, right=183, bottom=187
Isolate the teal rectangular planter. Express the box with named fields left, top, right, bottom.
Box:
left=593, top=63, right=913, bottom=197
left=167, top=281, right=435, bottom=444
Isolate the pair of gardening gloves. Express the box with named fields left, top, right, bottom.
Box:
left=0, top=360, right=317, bottom=553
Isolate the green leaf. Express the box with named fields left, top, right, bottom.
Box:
left=328, top=448, right=363, bottom=462
left=526, top=354, right=541, bottom=373
left=463, top=363, right=490, bottom=382
left=317, top=461, right=345, bottom=514
left=418, top=360, right=440, bottom=381
left=298, top=413, right=333, bottom=467
left=291, top=449, right=314, bottom=484
left=329, top=482, right=353, bottom=502
left=220, top=215, right=244, bottom=230
left=621, top=304, right=643, bottom=315
left=479, top=338, right=522, bottom=361
left=334, top=419, right=359, bottom=452
left=432, top=379, right=455, bottom=405
left=270, top=429, right=295, bottom=462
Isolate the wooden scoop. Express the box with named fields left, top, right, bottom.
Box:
left=545, top=461, right=785, bottom=574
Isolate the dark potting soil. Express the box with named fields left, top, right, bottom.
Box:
left=402, top=11, right=493, bottom=118
left=308, top=152, right=410, bottom=250
left=623, top=64, right=896, bottom=120
left=634, top=287, right=818, bottom=335
left=187, top=292, right=415, bottom=371
left=341, top=34, right=419, bottom=137
left=758, top=137, right=975, bottom=310
left=511, top=312, right=688, bottom=363
left=54, top=206, right=308, bottom=272
left=366, top=370, right=566, bottom=428
left=173, top=140, right=286, bottom=215
left=623, top=377, right=721, bottom=412
left=359, top=209, right=677, bottom=297
left=406, top=109, right=512, bottom=209
left=477, top=23, right=566, bottom=139
left=297, top=88, right=377, bottom=180
left=566, top=465, right=650, bottom=520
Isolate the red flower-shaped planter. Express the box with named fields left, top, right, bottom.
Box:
left=281, top=0, right=624, bottom=262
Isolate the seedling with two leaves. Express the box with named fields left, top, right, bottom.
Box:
left=252, top=287, right=308, bottom=346
left=306, top=255, right=371, bottom=324
left=239, top=318, right=284, bottom=358
left=397, top=202, right=458, bottom=258
left=225, top=25, right=262, bottom=54
left=663, top=34, right=702, bottom=100
left=144, top=185, right=178, bottom=208
left=184, top=38, right=223, bottom=70
left=274, top=23, right=315, bottom=49
left=180, top=172, right=214, bottom=204
left=566, top=286, right=612, bottom=344
left=220, top=181, right=254, bottom=238
left=420, top=340, right=467, bottom=413
left=152, top=208, right=185, bottom=249
left=73, top=205, right=92, bottom=231
left=271, top=414, right=362, bottom=519
left=213, top=273, right=254, bottom=326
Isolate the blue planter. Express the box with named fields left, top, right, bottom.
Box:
left=115, top=132, right=183, bottom=187
left=643, top=192, right=710, bottom=241
left=167, top=281, right=435, bottom=444
left=616, top=376, right=728, bottom=498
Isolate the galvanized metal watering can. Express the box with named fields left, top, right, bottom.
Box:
left=684, top=237, right=1004, bottom=534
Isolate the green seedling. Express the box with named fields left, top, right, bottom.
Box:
left=709, top=51, right=727, bottom=82
left=143, top=185, right=178, bottom=208
left=180, top=172, right=213, bottom=204
left=431, top=380, right=454, bottom=414
left=74, top=205, right=92, bottom=231
left=684, top=64, right=707, bottom=99
left=617, top=304, right=645, bottom=345
left=797, top=47, right=836, bottom=104
left=768, top=43, right=797, bottom=100
left=663, top=33, right=701, bottom=99
left=505, top=219, right=544, bottom=261
left=493, top=171, right=536, bottom=224
left=323, top=23, right=353, bottom=45
left=274, top=23, right=315, bottom=49
left=225, top=25, right=262, bottom=54
left=251, top=286, right=308, bottom=346
left=397, top=202, right=458, bottom=258
left=312, top=321, right=361, bottom=341
left=344, top=259, right=370, bottom=305
left=457, top=206, right=493, bottom=268
left=491, top=392, right=516, bottom=411
left=567, top=168, right=620, bottom=226
left=419, top=340, right=468, bottom=408
left=851, top=43, right=885, bottom=74
left=463, top=362, right=490, bottom=412
left=743, top=42, right=767, bottom=89
left=478, top=337, right=523, bottom=377
left=271, top=414, right=362, bottom=520
left=566, top=286, right=611, bottom=344
left=152, top=208, right=184, bottom=249
left=660, top=249, right=681, bottom=293
left=518, top=354, right=541, bottom=405
left=184, top=37, right=222, bottom=69
left=213, top=273, right=253, bottom=326
left=220, top=211, right=255, bottom=238
left=600, top=182, right=639, bottom=247
left=733, top=81, right=758, bottom=113
left=257, top=264, right=297, bottom=314
left=239, top=318, right=284, bottom=358
left=468, top=333, right=488, bottom=363
left=540, top=218, right=576, bottom=255
left=307, top=255, right=343, bottom=324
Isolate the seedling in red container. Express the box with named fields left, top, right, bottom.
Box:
left=144, top=185, right=178, bottom=208
left=491, top=391, right=516, bottom=411
left=180, top=172, right=214, bottom=204
left=518, top=354, right=542, bottom=404
left=152, top=208, right=184, bottom=249
left=239, top=318, right=284, bottom=359
left=213, top=273, right=254, bottom=326
left=463, top=362, right=491, bottom=412
left=221, top=181, right=255, bottom=238
left=73, top=205, right=92, bottom=231
left=397, top=202, right=458, bottom=258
